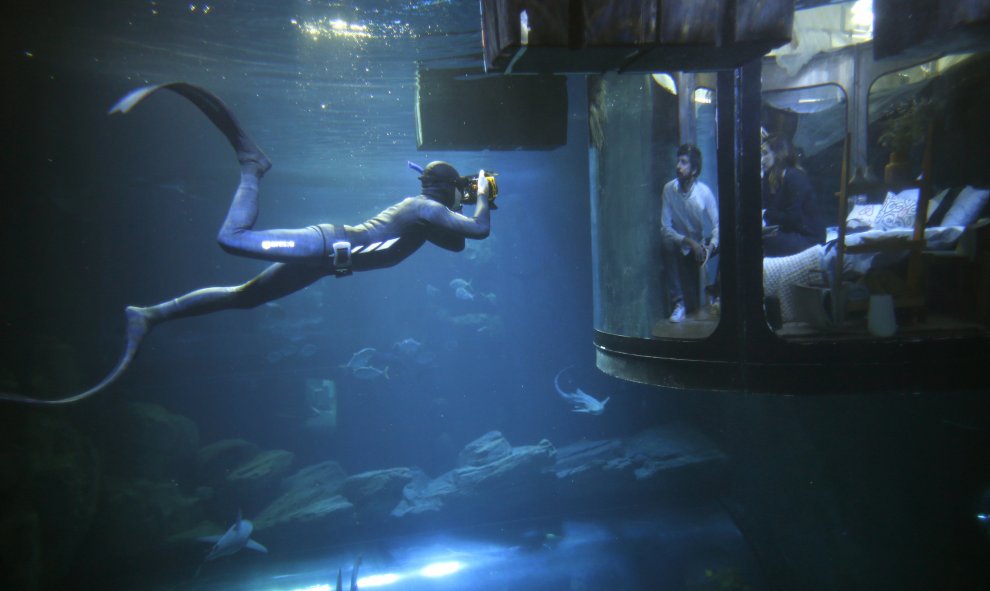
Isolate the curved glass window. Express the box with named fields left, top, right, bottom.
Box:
left=861, top=51, right=990, bottom=336
left=590, top=72, right=721, bottom=340
left=756, top=49, right=990, bottom=341
left=760, top=84, right=848, bottom=336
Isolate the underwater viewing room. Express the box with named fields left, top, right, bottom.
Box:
left=2, top=0, right=990, bottom=590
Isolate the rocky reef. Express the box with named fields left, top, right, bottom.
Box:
left=207, top=423, right=724, bottom=554
left=0, top=401, right=725, bottom=590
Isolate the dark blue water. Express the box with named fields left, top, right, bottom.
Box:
left=3, top=2, right=990, bottom=590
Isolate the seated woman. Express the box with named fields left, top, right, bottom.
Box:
left=761, top=136, right=825, bottom=256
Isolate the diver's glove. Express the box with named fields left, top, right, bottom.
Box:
left=461, top=170, right=498, bottom=209
left=477, top=170, right=498, bottom=209
left=477, top=170, right=490, bottom=198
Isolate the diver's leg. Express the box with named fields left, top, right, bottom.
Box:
left=0, top=263, right=327, bottom=405
left=0, top=84, right=328, bottom=406
left=123, top=262, right=326, bottom=389
left=215, top=173, right=330, bottom=263
left=111, top=82, right=330, bottom=264
left=132, top=262, right=327, bottom=329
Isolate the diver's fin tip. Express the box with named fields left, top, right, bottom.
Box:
left=0, top=307, right=148, bottom=406
left=107, top=85, right=162, bottom=116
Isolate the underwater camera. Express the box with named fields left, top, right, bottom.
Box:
left=461, top=172, right=499, bottom=208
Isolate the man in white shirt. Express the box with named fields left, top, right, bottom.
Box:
left=659, top=144, right=719, bottom=323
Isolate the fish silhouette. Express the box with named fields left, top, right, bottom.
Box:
left=554, top=366, right=609, bottom=415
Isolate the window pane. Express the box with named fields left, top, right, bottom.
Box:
left=760, top=84, right=847, bottom=335
left=590, top=73, right=721, bottom=340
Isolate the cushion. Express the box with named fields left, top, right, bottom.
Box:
left=846, top=202, right=882, bottom=231
left=926, top=188, right=950, bottom=223
left=874, top=189, right=918, bottom=231
left=941, top=186, right=990, bottom=227
left=927, top=187, right=960, bottom=227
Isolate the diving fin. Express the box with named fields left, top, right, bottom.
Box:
left=108, top=85, right=162, bottom=116
left=0, top=307, right=149, bottom=405
left=1, top=84, right=272, bottom=406
left=109, top=81, right=270, bottom=171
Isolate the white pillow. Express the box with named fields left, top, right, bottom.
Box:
left=846, top=202, right=882, bottom=230
left=875, top=189, right=918, bottom=231
left=942, top=186, right=990, bottom=227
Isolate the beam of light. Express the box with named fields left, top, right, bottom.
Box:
left=651, top=73, right=677, bottom=96
left=419, top=560, right=464, bottom=577
left=290, top=16, right=415, bottom=42
left=849, top=0, right=873, bottom=40
left=356, top=573, right=402, bottom=588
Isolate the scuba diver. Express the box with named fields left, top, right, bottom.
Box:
left=1, top=82, right=494, bottom=405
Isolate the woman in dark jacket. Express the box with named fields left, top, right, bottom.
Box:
left=761, top=136, right=825, bottom=256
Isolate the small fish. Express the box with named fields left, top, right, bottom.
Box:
left=554, top=366, right=609, bottom=415
left=455, top=286, right=474, bottom=301
left=393, top=338, right=422, bottom=356
left=482, top=292, right=497, bottom=305
left=342, top=347, right=377, bottom=370
left=449, top=278, right=472, bottom=291
left=426, top=284, right=440, bottom=297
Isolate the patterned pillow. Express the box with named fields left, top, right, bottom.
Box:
left=846, top=203, right=882, bottom=230
left=875, top=189, right=918, bottom=231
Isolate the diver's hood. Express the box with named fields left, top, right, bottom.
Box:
left=409, top=160, right=462, bottom=187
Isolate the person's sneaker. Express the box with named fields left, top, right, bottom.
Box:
left=669, top=301, right=686, bottom=323
left=709, top=296, right=721, bottom=317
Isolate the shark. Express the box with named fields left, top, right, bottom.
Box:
left=196, top=510, right=268, bottom=575
left=554, top=366, right=610, bottom=415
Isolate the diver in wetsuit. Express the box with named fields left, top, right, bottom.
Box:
left=0, top=82, right=492, bottom=405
